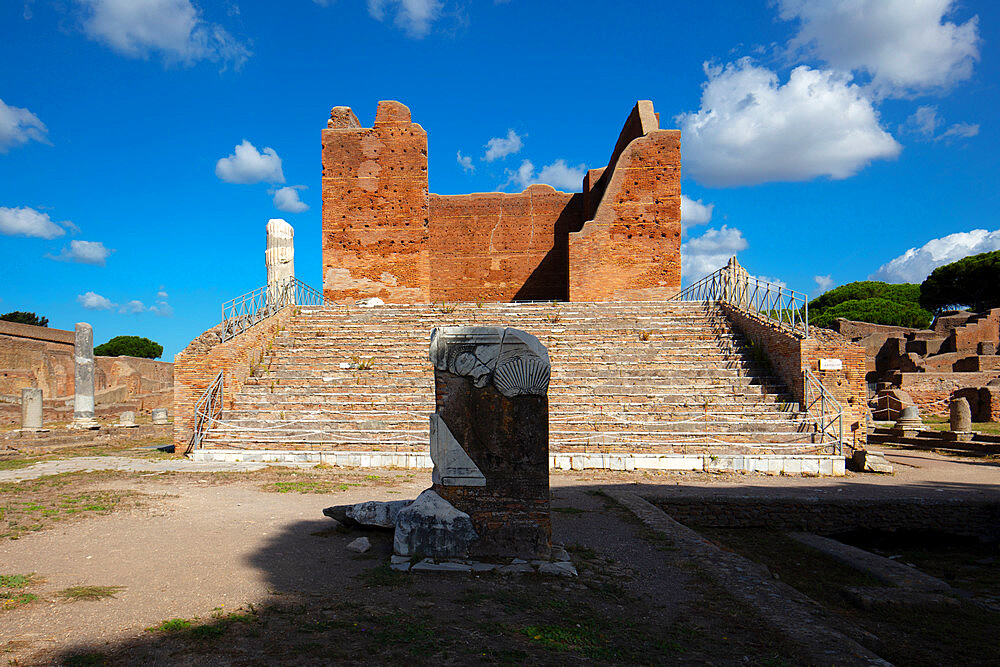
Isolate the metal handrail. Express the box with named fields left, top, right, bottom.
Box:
left=671, top=258, right=810, bottom=337
left=803, top=368, right=844, bottom=455
left=221, top=278, right=326, bottom=342
left=187, top=371, right=223, bottom=453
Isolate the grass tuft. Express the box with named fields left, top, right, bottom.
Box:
left=58, top=585, right=125, bottom=602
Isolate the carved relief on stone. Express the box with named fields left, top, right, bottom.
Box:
left=429, top=413, right=485, bottom=487
left=429, top=326, right=550, bottom=396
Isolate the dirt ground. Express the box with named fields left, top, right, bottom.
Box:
left=0, top=446, right=997, bottom=665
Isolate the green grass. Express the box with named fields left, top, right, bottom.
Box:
left=58, top=585, right=125, bottom=601
left=147, top=618, right=193, bottom=633
left=263, top=480, right=361, bottom=494
left=0, top=573, right=36, bottom=588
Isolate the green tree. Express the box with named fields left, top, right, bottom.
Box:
left=0, top=311, right=49, bottom=327
left=810, top=281, right=921, bottom=314
left=920, top=250, right=1000, bottom=313
left=94, top=336, right=163, bottom=359
left=811, top=298, right=933, bottom=329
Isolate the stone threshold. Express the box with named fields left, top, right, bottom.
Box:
left=190, top=449, right=846, bottom=476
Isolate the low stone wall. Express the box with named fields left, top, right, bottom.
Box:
left=894, top=371, right=998, bottom=417
left=172, top=309, right=296, bottom=453
left=721, top=306, right=868, bottom=448
left=652, top=497, right=1000, bottom=540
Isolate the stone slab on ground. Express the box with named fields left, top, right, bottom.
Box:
left=788, top=532, right=952, bottom=592
left=605, top=488, right=890, bottom=667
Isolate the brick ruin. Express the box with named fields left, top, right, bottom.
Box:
left=831, top=310, right=1000, bottom=419
left=321, top=100, right=681, bottom=303
left=0, top=320, right=173, bottom=425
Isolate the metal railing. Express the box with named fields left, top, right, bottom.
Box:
left=221, top=278, right=326, bottom=342
left=187, top=371, right=223, bottom=454
left=671, top=258, right=809, bottom=337
left=804, top=368, right=844, bottom=455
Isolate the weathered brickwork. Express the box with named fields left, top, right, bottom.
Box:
left=570, top=101, right=682, bottom=301
left=723, top=305, right=868, bottom=447
left=322, top=101, right=431, bottom=303
left=321, top=99, right=680, bottom=304
left=172, top=309, right=294, bottom=452
left=428, top=187, right=581, bottom=302
left=1, top=320, right=172, bottom=399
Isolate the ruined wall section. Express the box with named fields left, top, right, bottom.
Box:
left=569, top=101, right=681, bottom=301
left=322, top=101, right=430, bottom=303
left=428, top=185, right=581, bottom=302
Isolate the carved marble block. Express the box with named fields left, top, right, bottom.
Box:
left=428, top=326, right=552, bottom=559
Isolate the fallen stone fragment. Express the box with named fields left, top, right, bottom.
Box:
left=323, top=499, right=413, bottom=528
left=393, top=489, right=478, bottom=558
left=346, top=537, right=371, bottom=553
left=848, top=450, right=894, bottom=474
left=411, top=559, right=473, bottom=573
left=499, top=562, right=535, bottom=574
left=539, top=561, right=578, bottom=577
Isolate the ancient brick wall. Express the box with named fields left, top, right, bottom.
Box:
left=322, top=101, right=431, bottom=303
left=1, top=322, right=172, bottom=399
left=895, top=371, right=999, bottom=417
left=428, top=187, right=581, bottom=302
left=947, top=308, right=1000, bottom=354
left=172, top=309, right=294, bottom=452
left=569, top=101, right=681, bottom=301
left=322, top=99, right=681, bottom=304
left=722, top=306, right=868, bottom=447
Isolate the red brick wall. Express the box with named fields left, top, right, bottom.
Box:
left=322, top=101, right=431, bottom=303
left=568, top=128, right=682, bottom=301
left=949, top=308, right=1000, bottom=354
left=322, top=100, right=682, bottom=304
left=428, top=187, right=582, bottom=302
left=722, top=305, right=868, bottom=447
left=172, top=309, right=294, bottom=452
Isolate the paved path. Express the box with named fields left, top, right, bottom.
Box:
left=0, top=456, right=281, bottom=482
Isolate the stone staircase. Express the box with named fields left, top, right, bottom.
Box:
left=200, top=301, right=824, bottom=455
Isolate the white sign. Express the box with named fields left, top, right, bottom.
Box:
left=818, top=358, right=843, bottom=371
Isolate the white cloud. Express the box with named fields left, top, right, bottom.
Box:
left=215, top=140, right=285, bottom=184
left=47, top=240, right=113, bottom=266
left=938, top=122, right=979, bottom=141
left=150, top=301, right=174, bottom=317
left=157, top=289, right=169, bottom=299
left=0, top=98, right=50, bottom=153
left=367, top=0, right=442, bottom=38
left=0, top=206, right=71, bottom=239
left=504, top=159, right=585, bottom=192
left=678, top=60, right=901, bottom=187
left=757, top=276, right=788, bottom=289
left=871, top=229, right=1000, bottom=283
left=680, top=225, right=748, bottom=282
left=903, top=105, right=940, bottom=137
left=77, top=291, right=115, bottom=310
left=272, top=185, right=308, bottom=213
left=483, top=129, right=523, bottom=162
left=779, top=0, right=980, bottom=98
left=680, top=195, right=713, bottom=233
left=902, top=106, right=978, bottom=142
left=76, top=0, right=251, bottom=70
left=814, top=274, right=834, bottom=292
left=677, top=58, right=901, bottom=186
left=456, top=150, right=474, bottom=173
left=120, top=299, right=145, bottom=314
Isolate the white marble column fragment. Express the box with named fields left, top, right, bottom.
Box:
left=266, top=218, right=295, bottom=307
left=72, top=322, right=99, bottom=429
left=21, top=388, right=43, bottom=431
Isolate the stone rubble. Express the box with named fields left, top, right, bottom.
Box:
left=345, top=537, right=371, bottom=554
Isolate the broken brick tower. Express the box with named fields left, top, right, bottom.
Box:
left=321, top=100, right=681, bottom=303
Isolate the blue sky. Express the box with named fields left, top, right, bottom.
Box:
left=1, top=0, right=996, bottom=359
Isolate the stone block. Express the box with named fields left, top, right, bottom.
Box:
left=20, top=387, right=42, bottom=430
left=152, top=408, right=169, bottom=425
left=118, top=411, right=137, bottom=427
left=411, top=559, right=473, bottom=573
left=429, top=326, right=552, bottom=560
left=346, top=537, right=371, bottom=553
left=950, top=397, right=972, bottom=432
left=849, top=450, right=894, bottom=474
left=393, top=489, right=478, bottom=559
left=324, top=498, right=412, bottom=528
